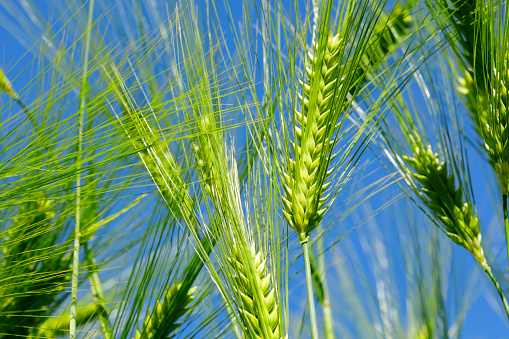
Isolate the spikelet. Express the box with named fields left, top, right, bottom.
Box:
left=229, top=245, right=281, bottom=339
left=135, top=282, right=197, bottom=339
left=0, top=68, right=16, bottom=97
left=403, top=145, right=488, bottom=269
left=281, top=34, right=343, bottom=241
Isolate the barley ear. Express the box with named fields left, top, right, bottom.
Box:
left=458, top=58, right=509, bottom=193
left=109, top=71, right=194, bottom=221
left=0, top=68, right=16, bottom=98
left=282, top=33, right=343, bottom=240
left=229, top=245, right=282, bottom=339
left=403, top=145, right=488, bottom=269
left=356, top=4, right=413, bottom=86
left=192, top=114, right=221, bottom=197
left=135, top=282, right=197, bottom=339
left=36, top=304, right=102, bottom=338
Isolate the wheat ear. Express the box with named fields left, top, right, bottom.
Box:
left=401, top=143, right=509, bottom=315
left=0, top=68, right=16, bottom=97
left=0, top=198, right=71, bottom=337
left=282, top=33, right=343, bottom=241
left=404, top=145, right=487, bottom=268
left=134, top=282, right=197, bottom=339
left=228, top=244, right=281, bottom=339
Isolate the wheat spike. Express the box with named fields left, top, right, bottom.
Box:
left=135, top=282, right=197, bottom=339
left=404, top=145, right=488, bottom=269
left=355, top=4, right=412, bottom=86
left=192, top=112, right=222, bottom=198
left=229, top=245, right=281, bottom=339
left=112, top=78, right=194, bottom=221
left=35, top=304, right=102, bottom=338
left=0, top=198, right=71, bottom=337
left=0, top=68, right=16, bottom=97
left=281, top=33, right=343, bottom=241
left=459, top=57, right=509, bottom=193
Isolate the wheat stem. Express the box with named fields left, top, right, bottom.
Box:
left=504, top=194, right=509, bottom=273
left=302, top=238, right=319, bottom=339
left=71, top=0, right=94, bottom=337
left=485, top=268, right=509, bottom=320
left=84, top=243, right=112, bottom=339
left=317, top=229, right=334, bottom=339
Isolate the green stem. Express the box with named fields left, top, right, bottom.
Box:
left=71, top=1, right=94, bottom=337
left=485, top=267, right=509, bottom=320
left=317, top=227, right=335, bottom=339
left=302, top=238, right=319, bottom=339
left=84, top=243, right=112, bottom=339
left=503, top=194, right=509, bottom=272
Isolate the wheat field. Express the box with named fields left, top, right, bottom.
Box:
left=0, top=0, right=508, bottom=338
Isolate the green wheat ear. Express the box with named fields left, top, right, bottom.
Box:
left=135, top=282, right=197, bottom=339
left=403, top=145, right=488, bottom=269
left=110, top=74, right=194, bottom=221
left=229, top=245, right=281, bottom=339
left=459, top=58, right=509, bottom=193
left=282, top=33, right=343, bottom=241
left=0, top=68, right=16, bottom=97
left=1, top=197, right=71, bottom=337
left=36, top=304, right=102, bottom=338
left=356, top=4, right=413, bottom=86
left=191, top=111, right=222, bottom=198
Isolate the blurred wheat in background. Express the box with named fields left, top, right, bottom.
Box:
left=1, top=0, right=509, bottom=338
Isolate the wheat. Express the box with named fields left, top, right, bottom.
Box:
left=403, top=145, right=488, bottom=269
left=36, top=304, right=102, bottom=338
left=459, top=57, right=509, bottom=193
left=0, top=198, right=71, bottom=337
left=110, top=74, right=194, bottom=221
left=192, top=114, right=221, bottom=197
left=228, top=244, right=281, bottom=339
left=356, top=4, right=412, bottom=86
left=282, top=33, right=343, bottom=241
left=0, top=68, right=16, bottom=97
left=135, top=282, right=197, bottom=339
